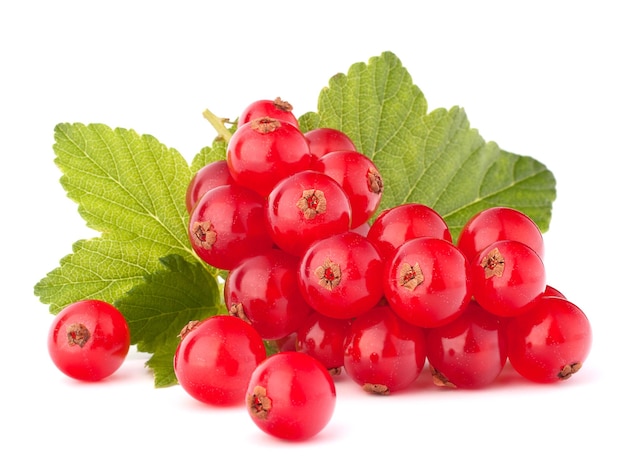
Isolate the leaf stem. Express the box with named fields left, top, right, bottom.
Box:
left=202, top=108, right=233, bottom=143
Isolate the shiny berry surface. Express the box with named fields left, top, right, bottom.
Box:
left=185, top=160, right=235, bottom=213
left=304, top=127, right=357, bottom=159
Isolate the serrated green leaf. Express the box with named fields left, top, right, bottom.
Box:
left=300, top=51, right=556, bottom=239
left=34, top=123, right=198, bottom=313
left=115, top=254, right=225, bottom=387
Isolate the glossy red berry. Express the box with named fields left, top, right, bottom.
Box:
left=224, top=249, right=313, bottom=340
left=457, top=206, right=545, bottom=262
left=507, top=296, right=592, bottom=383
left=470, top=239, right=546, bottom=317
left=296, top=311, right=352, bottom=374
left=425, top=300, right=507, bottom=389
left=304, top=127, right=357, bottom=159
left=298, top=231, right=384, bottom=320
left=265, top=170, right=352, bottom=256
left=174, top=316, right=266, bottom=406
left=185, top=160, right=235, bottom=213
left=383, top=237, right=471, bottom=328
left=188, top=184, right=273, bottom=270
left=246, top=352, right=336, bottom=441
left=238, top=97, right=299, bottom=128
left=226, top=117, right=312, bottom=197
left=47, top=299, right=130, bottom=382
left=367, top=203, right=452, bottom=262
left=315, top=150, right=383, bottom=228
left=343, top=305, right=427, bottom=394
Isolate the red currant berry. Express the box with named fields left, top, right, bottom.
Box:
left=246, top=351, right=336, bottom=441
left=265, top=170, right=352, bottom=256
left=47, top=299, right=130, bottom=382
left=343, top=305, right=427, bottom=394
left=470, top=240, right=546, bottom=317
left=298, top=231, right=384, bottom=320
left=315, top=150, right=383, bottom=228
left=296, top=311, right=352, bottom=375
left=224, top=249, right=313, bottom=340
left=383, top=237, right=471, bottom=328
left=188, top=184, right=273, bottom=270
left=226, top=117, right=312, bottom=197
left=238, top=97, right=299, bottom=128
left=457, top=206, right=545, bottom=262
left=367, top=203, right=452, bottom=262
left=185, top=160, right=235, bottom=213
left=506, top=296, right=592, bottom=383
left=425, top=300, right=507, bottom=389
left=304, top=127, right=357, bottom=159
left=174, top=316, right=266, bottom=406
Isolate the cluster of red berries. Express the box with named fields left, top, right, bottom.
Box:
left=47, top=97, right=592, bottom=443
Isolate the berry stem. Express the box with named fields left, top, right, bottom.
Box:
left=202, top=108, right=233, bottom=143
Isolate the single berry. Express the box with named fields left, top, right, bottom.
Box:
left=296, top=311, right=352, bottom=375
left=246, top=352, right=336, bottom=441
left=226, top=117, right=312, bottom=197
left=298, top=231, right=384, bottom=319
left=304, top=127, right=357, bottom=159
left=188, top=184, right=274, bottom=270
left=383, top=237, right=471, bottom=328
left=367, top=203, right=452, bottom=262
left=343, top=305, right=427, bottom=394
left=224, top=249, right=313, bottom=340
left=173, top=315, right=266, bottom=406
left=185, top=160, right=235, bottom=213
left=238, top=97, right=299, bottom=128
left=315, top=150, right=383, bottom=228
left=265, top=170, right=352, bottom=256
left=457, top=206, right=545, bottom=262
left=469, top=240, right=546, bottom=317
left=506, top=296, right=592, bottom=383
left=47, top=299, right=130, bottom=382
left=425, top=300, right=507, bottom=389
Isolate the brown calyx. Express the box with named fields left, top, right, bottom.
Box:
left=178, top=320, right=201, bottom=340
left=367, top=167, right=383, bottom=194
left=229, top=302, right=250, bottom=323
left=398, top=262, right=424, bottom=291
left=481, top=247, right=505, bottom=278
left=363, top=383, right=390, bottom=395
left=558, top=362, right=583, bottom=380
left=247, top=385, right=272, bottom=420
left=273, top=97, right=293, bottom=112
left=66, top=323, right=91, bottom=348
left=430, top=365, right=457, bottom=388
left=191, top=220, right=217, bottom=250
left=315, top=259, right=342, bottom=291
left=296, top=189, right=327, bottom=220
left=251, top=117, right=281, bottom=134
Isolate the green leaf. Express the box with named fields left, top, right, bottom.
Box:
left=115, top=254, right=225, bottom=387
left=34, top=123, right=198, bottom=313
left=300, top=51, right=556, bottom=239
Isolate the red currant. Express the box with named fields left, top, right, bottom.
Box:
left=296, top=311, right=352, bottom=375
left=470, top=240, right=546, bottom=317
left=304, top=127, right=357, bottom=159
left=315, top=150, right=383, bottom=228
left=246, top=351, right=336, bottom=441
left=298, top=231, right=384, bottom=320
left=343, top=305, right=427, bottom=394
left=383, top=237, right=471, bottom=328
left=224, top=249, right=313, bottom=340
left=173, top=316, right=266, bottom=406
left=265, top=170, right=352, bottom=256
left=457, top=206, right=545, bottom=262
left=425, top=300, right=507, bottom=389
left=238, top=97, right=299, bottom=128
left=226, top=117, right=312, bottom=197
left=188, top=184, right=273, bottom=270
left=48, top=299, right=130, bottom=382
left=507, top=296, right=592, bottom=383
left=185, top=160, right=235, bottom=213
left=367, top=203, right=452, bottom=262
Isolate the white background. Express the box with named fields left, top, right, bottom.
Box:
left=1, top=1, right=623, bottom=459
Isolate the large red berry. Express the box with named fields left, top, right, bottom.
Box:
left=173, top=316, right=266, bottom=406
left=296, top=311, right=352, bottom=374
left=238, top=97, right=299, bottom=128
left=226, top=117, right=312, bottom=197
left=185, top=160, right=235, bottom=213
left=507, top=296, right=592, bottom=383
left=48, top=299, right=130, bottom=382
left=304, top=127, right=357, bottom=159
left=246, top=352, right=336, bottom=441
